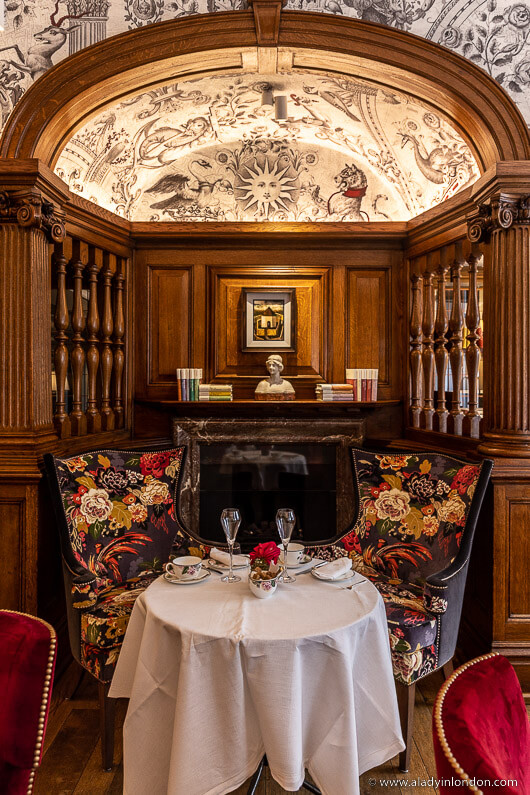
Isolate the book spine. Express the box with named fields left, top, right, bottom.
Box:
left=183, top=369, right=189, bottom=401
left=176, top=368, right=182, bottom=401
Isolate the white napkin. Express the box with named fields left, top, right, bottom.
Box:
left=316, top=557, right=352, bottom=580
left=210, top=547, right=248, bottom=567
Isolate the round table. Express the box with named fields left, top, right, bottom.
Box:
left=109, top=569, right=404, bottom=795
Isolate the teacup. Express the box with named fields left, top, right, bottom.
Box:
left=165, top=555, right=202, bottom=580
left=279, top=542, right=305, bottom=566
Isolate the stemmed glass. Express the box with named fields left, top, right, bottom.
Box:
left=276, top=508, right=296, bottom=584
left=220, top=508, right=241, bottom=583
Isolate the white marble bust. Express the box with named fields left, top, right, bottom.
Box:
left=255, top=354, right=295, bottom=399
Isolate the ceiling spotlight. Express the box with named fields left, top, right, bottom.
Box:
left=274, top=95, right=288, bottom=121
left=261, top=85, right=274, bottom=108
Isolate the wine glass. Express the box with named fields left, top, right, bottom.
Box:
left=220, top=508, right=241, bottom=583
left=276, top=508, right=296, bottom=584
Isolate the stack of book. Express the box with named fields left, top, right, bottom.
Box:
left=315, top=383, right=354, bottom=402
left=176, top=368, right=203, bottom=401
left=199, top=384, right=233, bottom=402
left=345, top=369, right=379, bottom=401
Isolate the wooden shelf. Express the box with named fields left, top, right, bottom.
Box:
left=135, top=398, right=400, bottom=416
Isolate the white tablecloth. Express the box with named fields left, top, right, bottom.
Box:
left=109, top=571, right=404, bottom=795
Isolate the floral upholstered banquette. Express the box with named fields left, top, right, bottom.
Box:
left=312, top=449, right=492, bottom=689
left=45, top=447, right=201, bottom=682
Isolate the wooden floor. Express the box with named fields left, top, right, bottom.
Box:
left=34, top=668, right=448, bottom=795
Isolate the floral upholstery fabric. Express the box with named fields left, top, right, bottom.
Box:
left=305, top=450, right=483, bottom=686
left=349, top=452, right=482, bottom=584
left=80, top=573, right=159, bottom=681
left=361, top=569, right=438, bottom=651
left=54, top=449, right=186, bottom=590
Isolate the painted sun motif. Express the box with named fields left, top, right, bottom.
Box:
left=234, top=156, right=299, bottom=218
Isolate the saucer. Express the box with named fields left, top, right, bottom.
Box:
left=206, top=556, right=250, bottom=570
left=311, top=565, right=356, bottom=583
left=163, top=569, right=211, bottom=585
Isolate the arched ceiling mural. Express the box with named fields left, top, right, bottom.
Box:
left=54, top=71, right=479, bottom=221
left=0, top=0, right=529, bottom=134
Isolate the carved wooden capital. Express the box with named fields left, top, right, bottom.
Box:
left=248, top=0, right=287, bottom=45
left=0, top=189, right=66, bottom=242
left=467, top=193, right=530, bottom=242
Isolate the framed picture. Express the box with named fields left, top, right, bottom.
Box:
left=242, top=289, right=296, bottom=351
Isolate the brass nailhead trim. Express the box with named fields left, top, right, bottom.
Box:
left=1, top=610, right=57, bottom=795
left=433, top=652, right=500, bottom=795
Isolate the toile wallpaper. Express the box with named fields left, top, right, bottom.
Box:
left=54, top=71, right=479, bottom=221
left=0, top=0, right=528, bottom=132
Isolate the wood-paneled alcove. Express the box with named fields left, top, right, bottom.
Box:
left=1, top=2, right=530, bottom=689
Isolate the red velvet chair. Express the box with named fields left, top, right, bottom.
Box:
left=433, top=653, right=530, bottom=794
left=0, top=610, right=57, bottom=794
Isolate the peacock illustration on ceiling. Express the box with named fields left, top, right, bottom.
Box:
left=54, top=71, right=480, bottom=222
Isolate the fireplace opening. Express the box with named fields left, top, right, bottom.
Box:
left=199, top=442, right=337, bottom=548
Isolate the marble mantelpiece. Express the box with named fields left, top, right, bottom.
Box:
left=172, top=416, right=364, bottom=547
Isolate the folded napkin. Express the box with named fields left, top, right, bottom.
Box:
left=316, top=557, right=352, bottom=580
left=210, top=547, right=248, bottom=567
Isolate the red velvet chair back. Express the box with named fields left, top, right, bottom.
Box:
left=433, top=653, right=530, bottom=794
left=0, top=611, right=57, bottom=794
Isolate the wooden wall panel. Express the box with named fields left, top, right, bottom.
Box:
left=347, top=269, right=389, bottom=382
left=0, top=483, right=37, bottom=612
left=210, top=266, right=328, bottom=396
left=149, top=267, right=191, bottom=383
left=134, top=242, right=403, bottom=408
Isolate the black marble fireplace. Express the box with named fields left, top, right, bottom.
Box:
left=172, top=416, right=364, bottom=550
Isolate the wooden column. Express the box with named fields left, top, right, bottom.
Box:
left=0, top=184, right=66, bottom=612
left=469, top=194, right=530, bottom=457
left=409, top=273, right=423, bottom=428
left=447, top=242, right=465, bottom=435
left=468, top=193, right=530, bottom=692
left=433, top=249, right=449, bottom=433
left=100, top=254, right=115, bottom=431
left=113, top=258, right=126, bottom=429
left=462, top=245, right=482, bottom=439
left=52, top=241, right=71, bottom=437
left=69, top=240, right=87, bottom=436
left=86, top=246, right=102, bottom=434
left=421, top=265, right=435, bottom=430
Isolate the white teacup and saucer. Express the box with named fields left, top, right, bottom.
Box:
left=164, top=555, right=210, bottom=584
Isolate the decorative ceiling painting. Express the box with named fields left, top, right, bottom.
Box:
left=55, top=72, right=479, bottom=222
left=0, top=0, right=529, bottom=134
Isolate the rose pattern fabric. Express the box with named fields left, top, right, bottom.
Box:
left=51, top=447, right=207, bottom=682
left=54, top=448, right=186, bottom=589
left=306, top=450, right=485, bottom=685
left=347, top=452, right=482, bottom=583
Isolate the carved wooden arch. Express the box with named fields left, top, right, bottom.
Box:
left=1, top=9, right=529, bottom=169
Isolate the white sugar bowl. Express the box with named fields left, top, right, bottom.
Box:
left=248, top=570, right=280, bottom=599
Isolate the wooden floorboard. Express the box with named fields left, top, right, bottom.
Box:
left=31, top=668, right=492, bottom=794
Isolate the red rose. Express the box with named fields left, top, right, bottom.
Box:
left=140, top=452, right=170, bottom=478
left=250, top=542, right=281, bottom=565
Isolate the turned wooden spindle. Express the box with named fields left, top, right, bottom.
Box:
left=113, top=258, right=126, bottom=429
left=409, top=271, right=423, bottom=428
left=421, top=262, right=435, bottom=430
left=100, top=253, right=115, bottom=431
left=448, top=243, right=465, bottom=435
left=463, top=245, right=482, bottom=438
left=85, top=246, right=102, bottom=434
left=52, top=242, right=71, bottom=437
left=433, top=250, right=449, bottom=433
left=69, top=240, right=87, bottom=436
